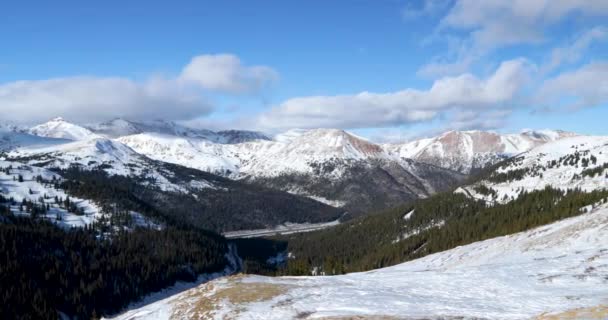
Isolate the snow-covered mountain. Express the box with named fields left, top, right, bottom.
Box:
left=118, top=128, right=465, bottom=214
left=387, top=129, right=577, bottom=173
left=116, top=132, right=242, bottom=176
left=22, top=117, right=589, bottom=215
left=109, top=198, right=608, bottom=320
left=2, top=125, right=344, bottom=232
left=461, top=135, right=608, bottom=203
left=29, top=117, right=99, bottom=141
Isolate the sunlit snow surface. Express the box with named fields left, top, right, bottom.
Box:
left=0, top=160, right=159, bottom=229
left=110, top=202, right=608, bottom=319
left=462, top=136, right=608, bottom=203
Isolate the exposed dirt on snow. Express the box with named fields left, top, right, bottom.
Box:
left=535, top=304, right=608, bottom=320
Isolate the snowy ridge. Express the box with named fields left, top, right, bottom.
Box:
left=29, top=117, right=100, bottom=141
left=120, top=128, right=397, bottom=179
left=117, top=133, right=241, bottom=176
left=112, top=201, right=608, bottom=319
left=236, top=128, right=389, bottom=178
left=386, top=129, right=577, bottom=173
left=6, top=136, right=205, bottom=193
left=463, top=135, right=608, bottom=203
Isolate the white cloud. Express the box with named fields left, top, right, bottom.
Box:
left=441, top=0, right=608, bottom=48
left=420, top=0, right=608, bottom=77
left=0, top=53, right=279, bottom=123
left=252, top=59, right=531, bottom=131
left=542, top=26, right=608, bottom=74
left=179, top=54, right=278, bottom=93
left=536, top=61, right=608, bottom=110
left=0, top=76, right=212, bottom=124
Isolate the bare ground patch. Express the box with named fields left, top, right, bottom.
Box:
left=170, top=274, right=292, bottom=319
left=536, top=305, right=608, bottom=320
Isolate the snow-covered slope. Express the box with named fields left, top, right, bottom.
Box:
left=117, top=133, right=241, bottom=176
left=462, top=135, right=608, bottom=203
left=6, top=135, right=200, bottom=193
left=119, top=128, right=434, bottom=180
left=109, top=200, right=608, bottom=320
left=2, top=130, right=345, bottom=232
left=0, top=160, right=158, bottom=229
left=29, top=117, right=99, bottom=141
left=387, top=130, right=577, bottom=173
left=238, top=128, right=387, bottom=178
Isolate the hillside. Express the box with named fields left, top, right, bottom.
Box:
left=231, top=136, right=608, bottom=275
left=109, top=200, right=608, bottom=319
left=462, top=135, right=608, bottom=203
left=2, top=129, right=342, bottom=232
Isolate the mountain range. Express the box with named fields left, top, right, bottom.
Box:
left=1, top=117, right=578, bottom=216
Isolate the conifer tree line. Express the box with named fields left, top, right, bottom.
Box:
left=56, top=165, right=342, bottom=233
left=0, top=212, right=227, bottom=319
left=0, top=165, right=233, bottom=319
left=269, top=186, right=608, bottom=276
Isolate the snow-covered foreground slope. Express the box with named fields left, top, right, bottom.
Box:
left=462, top=135, right=608, bottom=203
left=110, top=202, right=608, bottom=319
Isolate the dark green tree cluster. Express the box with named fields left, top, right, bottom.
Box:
left=578, top=162, right=608, bottom=179
left=273, top=186, right=608, bottom=276
left=0, top=214, right=227, bottom=319
left=57, top=165, right=342, bottom=233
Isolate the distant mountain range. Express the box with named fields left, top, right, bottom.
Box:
left=1, top=117, right=578, bottom=216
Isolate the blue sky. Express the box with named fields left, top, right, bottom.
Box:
left=1, top=0, right=607, bottom=141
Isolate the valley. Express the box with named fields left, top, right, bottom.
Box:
left=1, top=119, right=606, bottom=320
left=3, top=3, right=607, bottom=319
left=111, top=201, right=608, bottom=319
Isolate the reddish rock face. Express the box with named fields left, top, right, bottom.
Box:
left=390, top=130, right=579, bottom=174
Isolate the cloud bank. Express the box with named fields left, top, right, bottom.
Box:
left=252, top=59, right=530, bottom=131
left=0, top=54, right=277, bottom=124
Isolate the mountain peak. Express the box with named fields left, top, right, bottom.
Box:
left=29, top=118, right=97, bottom=141
left=289, top=128, right=384, bottom=158
left=387, top=129, right=579, bottom=174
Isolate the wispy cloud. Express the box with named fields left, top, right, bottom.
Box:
left=535, top=61, right=608, bottom=110
left=419, top=0, right=608, bottom=77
